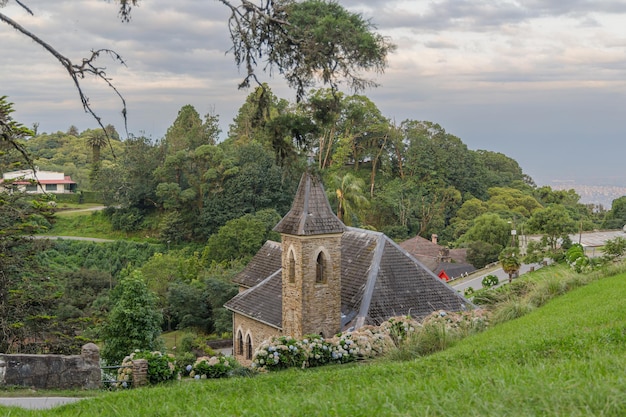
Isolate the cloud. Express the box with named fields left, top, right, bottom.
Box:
left=2, top=0, right=626, bottom=185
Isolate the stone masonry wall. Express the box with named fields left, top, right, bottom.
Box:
left=282, top=234, right=342, bottom=339
left=0, top=343, right=101, bottom=390
left=233, top=314, right=281, bottom=366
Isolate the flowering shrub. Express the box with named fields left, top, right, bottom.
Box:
left=380, top=316, right=420, bottom=346
left=251, top=311, right=489, bottom=372
left=252, top=327, right=396, bottom=371
left=253, top=336, right=307, bottom=371
left=190, top=355, right=238, bottom=379
left=117, top=350, right=177, bottom=387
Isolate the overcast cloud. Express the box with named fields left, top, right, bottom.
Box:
left=2, top=0, right=625, bottom=186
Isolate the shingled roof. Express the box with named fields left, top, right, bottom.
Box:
left=273, top=171, right=345, bottom=236
left=224, top=228, right=470, bottom=330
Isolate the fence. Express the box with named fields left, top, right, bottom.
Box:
left=100, top=359, right=149, bottom=389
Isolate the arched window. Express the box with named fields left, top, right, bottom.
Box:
left=316, top=252, right=327, bottom=284
left=246, top=334, right=253, bottom=360
left=288, top=250, right=296, bottom=283
left=237, top=330, right=244, bottom=356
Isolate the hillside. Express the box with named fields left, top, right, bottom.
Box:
left=3, top=268, right=625, bottom=416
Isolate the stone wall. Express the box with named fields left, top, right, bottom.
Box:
left=0, top=343, right=101, bottom=390
left=282, top=233, right=342, bottom=339
left=233, top=314, right=281, bottom=366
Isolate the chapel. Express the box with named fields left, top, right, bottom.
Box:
left=224, top=171, right=470, bottom=364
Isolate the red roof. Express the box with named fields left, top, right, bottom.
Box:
left=13, top=178, right=76, bottom=185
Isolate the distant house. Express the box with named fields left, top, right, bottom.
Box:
left=2, top=169, right=77, bottom=194
left=224, top=171, right=471, bottom=364
left=399, top=234, right=476, bottom=281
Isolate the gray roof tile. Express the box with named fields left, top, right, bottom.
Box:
left=225, top=228, right=470, bottom=331
left=273, top=172, right=345, bottom=236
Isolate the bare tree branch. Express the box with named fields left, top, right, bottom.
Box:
left=1, top=5, right=128, bottom=156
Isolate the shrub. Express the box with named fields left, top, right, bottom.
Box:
left=190, top=355, right=239, bottom=379
left=491, top=300, right=534, bottom=325
left=117, top=350, right=177, bottom=387
left=481, top=274, right=499, bottom=288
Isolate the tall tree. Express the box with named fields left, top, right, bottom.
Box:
left=100, top=270, right=163, bottom=365
left=526, top=205, right=577, bottom=251
left=325, top=171, right=369, bottom=226
left=219, top=0, right=395, bottom=100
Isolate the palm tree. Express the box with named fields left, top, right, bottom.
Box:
left=327, top=172, right=369, bottom=226
left=86, top=129, right=108, bottom=165
left=499, top=247, right=521, bottom=283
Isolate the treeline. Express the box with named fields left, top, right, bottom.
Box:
left=19, top=86, right=625, bottom=250
left=4, top=89, right=626, bottom=357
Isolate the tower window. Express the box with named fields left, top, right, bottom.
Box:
left=288, top=250, right=296, bottom=283
left=316, top=252, right=327, bottom=284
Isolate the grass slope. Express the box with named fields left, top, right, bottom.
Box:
left=3, top=273, right=625, bottom=416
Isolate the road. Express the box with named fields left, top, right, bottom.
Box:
left=451, top=262, right=546, bottom=293
left=33, top=235, right=115, bottom=243
left=0, top=397, right=85, bottom=410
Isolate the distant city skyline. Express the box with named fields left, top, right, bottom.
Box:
left=2, top=0, right=626, bottom=188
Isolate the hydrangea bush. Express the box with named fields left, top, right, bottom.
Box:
left=252, top=310, right=489, bottom=372
left=190, top=355, right=238, bottom=379
left=117, top=350, right=177, bottom=388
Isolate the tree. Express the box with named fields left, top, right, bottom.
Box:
left=167, top=281, right=214, bottom=333
left=100, top=270, right=163, bottom=365
left=602, top=196, right=626, bottom=230
left=202, top=213, right=270, bottom=264
left=325, top=171, right=369, bottom=226
left=499, top=247, right=521, bottom=283
left=219, top=0, right=395, bottom=100
left=466, top=241, right=502, bottom=269
left=461, top=213, right=511, bottom=248
left=602, top=236, right=626, bottom=262
left=526, top=205, right=577, bottom=251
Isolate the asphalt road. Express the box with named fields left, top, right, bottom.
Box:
left=0, top=397, right=85, bottom=410
left=451, top=262, right=546, bottom=293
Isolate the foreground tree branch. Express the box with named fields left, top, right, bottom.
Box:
left=1, top=2, right=128, bottom=154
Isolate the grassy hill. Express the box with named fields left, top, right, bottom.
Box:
left=3, top=268, right=625, bottom=416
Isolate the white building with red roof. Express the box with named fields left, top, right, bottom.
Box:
left=2, top=169, right=77, bottom=194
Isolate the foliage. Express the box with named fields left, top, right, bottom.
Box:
left=603, top=236, right=626, bottom=261
left=117, top=350, right=178, bottom=387
left=481, top=274, right=499, bottom=288
left=6, top=268, right=626, bottom=416
left=565, top=243, right=589, bottom=273
left=0, top=192, right=58, bottom=352
left=466, top=240, right=502, bottom=269
left=499, top=247, right=521, bottom=283
left=526, top=205, right=577, bottom=250
left=166, top=281, right=214, bottom=333
left=602, top=196, right=626, bottom=229
left=461, top=213, right=511, bottom=248
left=100, top=271, right=164, bottom=365
left=202, top=214, right=269, bottom=264
left=222, top=0, right=395, bottom=100
left=190, top=355, right=239, bottom=379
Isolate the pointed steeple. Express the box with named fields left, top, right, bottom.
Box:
left=273, top=171, right=345, bottom=236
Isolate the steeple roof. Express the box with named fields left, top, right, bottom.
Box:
left=273, top=171, right=345, bottom=236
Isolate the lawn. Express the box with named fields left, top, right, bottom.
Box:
left=2, top=270, right=625, bottom=416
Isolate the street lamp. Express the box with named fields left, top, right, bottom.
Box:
left=508, top=220, right=517, bottom=247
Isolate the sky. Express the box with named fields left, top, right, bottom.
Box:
left=2, top=0, right=626, bottom=187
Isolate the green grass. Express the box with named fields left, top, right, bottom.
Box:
left=3, top=271, right=625, bottom=416
left=53, top=203, right=103, bottom=214
left=42, top=211, right=159, bottom=241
